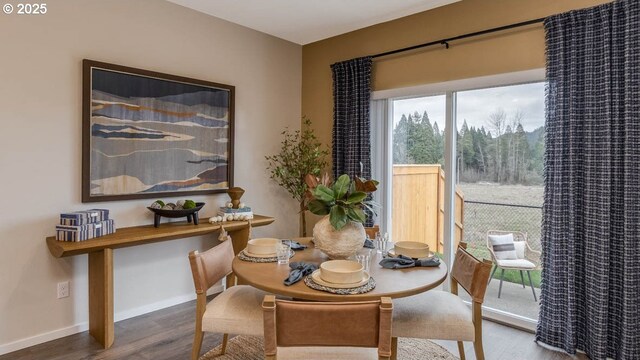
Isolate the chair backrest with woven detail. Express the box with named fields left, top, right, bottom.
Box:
left=364, top=225, right=380, bottom=240
left=450, top=243, right=493, bottom=304
left=262, top=295, right=393, bottom=359
left=188, top=240, right=234, bottom=294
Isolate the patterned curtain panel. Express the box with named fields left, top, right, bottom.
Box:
left=331, top=57, right=373, bottom=226
left=537, top=1, right=640, bottom=359
left=331, top=57, right=372, bottom=180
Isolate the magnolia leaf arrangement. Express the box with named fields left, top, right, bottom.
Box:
left=306, top=174, right=379, bottom=230
left=265, top=117, right=329, bottom=236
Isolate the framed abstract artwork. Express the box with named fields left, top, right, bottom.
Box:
left=82, top=60, right=234, bottom=202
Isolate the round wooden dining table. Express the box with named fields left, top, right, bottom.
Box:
left=232, top=237, right=448, bottom=301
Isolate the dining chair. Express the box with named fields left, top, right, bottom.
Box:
left=486, top=230, right=541, bottom=301
left=364, top=225, right=380, bottom=240
left=262, top=295, right=393, bottom=360
left=188, top=239, right=270, bottom=360
left=391, top=243, right=492, bottom=360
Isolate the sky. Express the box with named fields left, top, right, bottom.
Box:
left=392, top=82, right=545, bottom=133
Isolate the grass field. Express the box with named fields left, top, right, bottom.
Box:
left=458, top=182, right=544, bottom=287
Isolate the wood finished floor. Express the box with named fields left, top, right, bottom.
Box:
left=1, top=297, right=585, bottom=360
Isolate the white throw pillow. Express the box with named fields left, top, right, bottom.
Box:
left=488, top=233, right=517, bottom=260
left=513, top=241, right=526, bottom=259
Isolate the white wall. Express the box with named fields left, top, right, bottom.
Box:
left=0, top=0, right=301, bottom=353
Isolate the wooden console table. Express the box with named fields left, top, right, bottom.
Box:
left=46, top=215, right=275, bottom=349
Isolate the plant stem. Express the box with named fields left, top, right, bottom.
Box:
left=299, top=201, right=307, bottom=237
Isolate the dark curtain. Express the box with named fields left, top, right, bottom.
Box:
left=331, top=57, right=373, bottom=226
left=331, top=57, right=372, bottom=180
left=536, top=1, right=640, bottom=359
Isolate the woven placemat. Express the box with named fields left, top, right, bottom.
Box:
left=237, top=249, right=295, bottom=263
left=304, top=275, right=376, bottom=295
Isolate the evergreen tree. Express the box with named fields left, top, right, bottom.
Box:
left=461, top=121, right=475, bottom=170
left=432, top=121, right=444, bottom=165
left=391, top=108, right=544, bottom=185
left=393, top=114, right=409, bottom=163
left=406, top=111, right=435, bottom=164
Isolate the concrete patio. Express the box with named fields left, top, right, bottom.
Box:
left=460, top=279, right=540, bottom=320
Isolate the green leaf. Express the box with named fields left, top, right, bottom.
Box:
left=347, top=207, right=366, bottom=223
left=346, top=191, right=367, bottom=204
left=307, top=199, right=329, bottom=215
left=333, top=174, right=350, bottom=199
left=313, top=185, right=335, bottom=202
left=329, top=206, right=348, bottom=230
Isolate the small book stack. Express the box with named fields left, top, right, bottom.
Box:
left=56, top=209, right=115, bottom=242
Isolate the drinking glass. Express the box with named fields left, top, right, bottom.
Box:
left=382, top=232, right=391, bottom=254
left=276, top=240, right=291, bottom=265
left=355, top=248, right=372, bottom=272
left=375, top=232, right=383, bottom=254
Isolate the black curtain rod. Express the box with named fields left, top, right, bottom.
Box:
left=371, top=17, right=546, bottom=59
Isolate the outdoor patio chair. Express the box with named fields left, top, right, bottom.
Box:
left=486, top=230, right=541, bottom=301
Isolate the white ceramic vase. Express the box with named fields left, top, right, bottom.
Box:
left=312, top=216, right=366, bottom=259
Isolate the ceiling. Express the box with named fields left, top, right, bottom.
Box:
left=166, top=0, right=460, bottom=45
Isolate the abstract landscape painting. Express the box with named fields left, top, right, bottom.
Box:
left=82, top=60, right=234, bottom=202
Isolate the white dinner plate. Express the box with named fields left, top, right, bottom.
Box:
left=310, top=269, right=370, bottom=289
left=242, top=248, right=277, bottom=258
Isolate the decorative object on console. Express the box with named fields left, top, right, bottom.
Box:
left=60, top=209, right=110, bottom=226
left=218, top=225, right=230, bottom=242
left=265, top=117, right=329, bottom=237
left=56, top=209, right=115, bottom=241
left=82, top=59, right=234, bottom=202
left=146, top=200, right=205, bottom=227
left=227, top=186, right=245, bottom=208
left=209, top=186, right=253, bottom=223
left=216, top=206, right=254, bottom=221
left=307, top=174, right=379, bottom=259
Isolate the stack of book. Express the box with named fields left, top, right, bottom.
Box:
left=217, top=206, right=254, bottom=220
left=55, top=209, right=115, bottom=242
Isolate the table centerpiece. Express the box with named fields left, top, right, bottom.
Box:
left=306, top=174, right=378, bottom=259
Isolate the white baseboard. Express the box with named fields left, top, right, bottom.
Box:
left=0, top=285, right=224, bottom=356
left=0, top=323, right=90, bottom=357
left=113, top=293, right=196, bottom=323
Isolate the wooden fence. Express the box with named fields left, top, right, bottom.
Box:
left=392, top=165, right=464, bottom=254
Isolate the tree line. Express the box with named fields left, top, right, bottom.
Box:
left=393, top=109, right=544, bottom=185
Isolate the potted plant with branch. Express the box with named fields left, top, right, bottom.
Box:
left=265, top=117, right=329, bottom=236
left=306, top=174, right=379, bottom=259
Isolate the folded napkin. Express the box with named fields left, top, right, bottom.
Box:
left=283, top=262, right=318, bottom=286
left=285, top=240, right=307, bottom=251
left=363, top=239, right=375, bottom=249
left=379, top=255, right=441, bottom=269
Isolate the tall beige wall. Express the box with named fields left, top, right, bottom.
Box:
left=302, top=0, right=611, bottom=160
left=0, top=0, right=301, bottom=353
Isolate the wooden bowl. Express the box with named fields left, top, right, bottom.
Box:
left=393, top=241, right=430, bottom=259
left=320, top=260, right=364, bottom=284
left=247, top=238, right=281, bottom=255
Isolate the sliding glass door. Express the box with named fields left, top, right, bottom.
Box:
left=455, top=82, right=544, bottom=323
left=373, top=74, right=545, bottom=329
